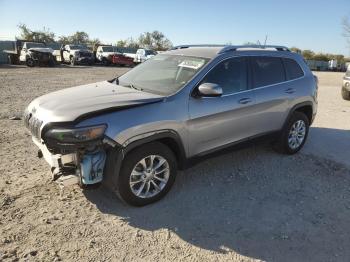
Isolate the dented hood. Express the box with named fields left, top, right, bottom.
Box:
left=27, top=81, right=164, bottom=123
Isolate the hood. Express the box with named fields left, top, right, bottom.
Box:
left=28, top=47, right=54, bottom=54
left=27, top=81, right=164, bottom=123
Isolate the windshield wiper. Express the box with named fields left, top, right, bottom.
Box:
left=125, top=83, right=143, bottom=91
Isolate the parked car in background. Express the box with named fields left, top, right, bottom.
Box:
left=95, top=45, right=119, bottom=65
left=306, top=60, right=329, bottom=71
left=111, top=53, right=134, bottom=66
left=342, top=66, right=350, bottom=100
left=61, top=44, right=94, bottom=66
left=24, top=44, right=317, bottom=206
left=134, top=48, right=157, bottom=63
left=4, top=40, right=55, bottom=67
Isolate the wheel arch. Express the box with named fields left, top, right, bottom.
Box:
left=285, top=101, right=314, bottom=128
left=102, top=130, right=187, bottom=192
left=122, top=130, right=187, bottom=169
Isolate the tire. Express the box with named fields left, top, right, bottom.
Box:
left=26, top=58, right=35, bottom=67
left=70, top=57, right=76, bottom=66
left=102, top=58, right=110, bottom=66
left=273, top=111, right=309, bottom=154
left=342, top=86, right=350, bottom=100
left=48, top=58, right=55, bottom=67
left=115, top=142, right=177, bottom=206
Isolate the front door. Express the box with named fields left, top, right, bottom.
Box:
left=188, top=57, right=259, bottom=156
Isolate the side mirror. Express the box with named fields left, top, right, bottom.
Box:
left=197, top=83, right=223, bottom=97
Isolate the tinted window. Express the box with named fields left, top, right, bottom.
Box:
left=284, top=58, right=304, bottom=80
left=202, top=57, right=248, bottom=95
left=251, top=57, right=285, bottom=87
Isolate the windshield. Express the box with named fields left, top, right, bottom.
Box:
left=145, top=50, right=157, bottom=56
left=118, top=54, right=209, bottom=95
left=70, top=45, right=87, bottom=50
left=102, top=46, right=117, bottom=52
left=26, top=42, right=46, bottom=49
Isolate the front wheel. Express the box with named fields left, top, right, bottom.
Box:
left=342, top=86, right=350, bottom=100
left=273, top=111, right=309, bottom=154
left=115, top=142, right=177, bottom=206
left=26, top=58, right=35, bottom=67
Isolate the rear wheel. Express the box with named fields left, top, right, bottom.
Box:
left=26, top=58, right=35, bottom=67
left=102, top=58, right=110, bottom=66
left=273, top=111, right=309, bottom=154
left=115, top=142, right=177, bottom=206
left=342, top=86, right=350, bottom=100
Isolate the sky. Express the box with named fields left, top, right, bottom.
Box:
left=0, top=0, right=349, bottom=56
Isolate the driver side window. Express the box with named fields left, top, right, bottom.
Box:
left=202, top=57, right=248, bottom=95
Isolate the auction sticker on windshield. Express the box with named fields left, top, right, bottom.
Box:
left=178, top=59, right=206, bottom=70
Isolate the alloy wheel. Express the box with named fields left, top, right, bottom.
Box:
left=288, top=120, right=306, bottom=149
left=129, top=155, right=170, bottom=198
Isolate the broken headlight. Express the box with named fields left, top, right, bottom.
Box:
left=45, top=124, right=107, bottom=143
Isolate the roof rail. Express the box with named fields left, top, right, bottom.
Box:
left=219, top=45, right=290, bottom=53
left=171, top=44, right=226, bottom=50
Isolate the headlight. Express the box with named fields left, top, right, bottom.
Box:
left=45, top=124, right=107, bottom=143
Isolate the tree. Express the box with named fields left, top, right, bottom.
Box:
left=17, top=24, right=55, bottom=43
left=290, top=47, right=301, bottom=53
left=313, top=53, right=329, bottom=61
left=125, top=37, right=140, bottom=49
left=88, top=38, right=101, bottom=46
left=116, top=40, right=127, bottom=47
left=302, top=50, right=315, bottom=60
left=138, top=30, right=172, bottom=50
left=68, top=31, right=89, bottom=44
left=57, top=35, right=70, bottom=45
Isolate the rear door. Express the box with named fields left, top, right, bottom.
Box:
left=188, top=57, right=259, bottom=156
left=249, top=56, right=291, bottom=133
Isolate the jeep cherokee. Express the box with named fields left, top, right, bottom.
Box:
left=24, top=45, right=318, bottom=206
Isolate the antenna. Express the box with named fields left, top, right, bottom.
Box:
left=264, top=35, right=268, bottom=48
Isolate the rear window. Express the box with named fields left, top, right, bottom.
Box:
left=283, top=58, right=304, bottom=80
left=251, top=57, right=285, bottom=88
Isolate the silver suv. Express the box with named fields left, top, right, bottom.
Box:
left=25, top=45, right=318, bottom=206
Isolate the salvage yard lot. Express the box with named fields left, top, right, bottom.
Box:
left=0, top=66, right=350, bottom=261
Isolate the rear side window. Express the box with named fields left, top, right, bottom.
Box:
left=251, top=57, right=285, bottom=88
left=283, top=58, right=304, bottom=80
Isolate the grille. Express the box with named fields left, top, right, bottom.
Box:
left=24, top=111, right=43, bottom=140
left=32, top=52, right=50, bottom=60
left=79, top=52, right=91, bottom=57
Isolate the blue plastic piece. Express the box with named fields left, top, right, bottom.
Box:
left=80, top=150, right=106, bottom=185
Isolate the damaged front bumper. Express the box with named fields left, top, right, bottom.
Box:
left=24, top=114, right=117, bottom=187
left=33, top=136, right=108, bottom=186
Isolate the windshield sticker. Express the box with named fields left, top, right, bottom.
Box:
left=178, top=59, right=205, bottom=69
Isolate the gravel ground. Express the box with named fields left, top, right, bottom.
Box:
left=0, top=66, right=349, bottom=262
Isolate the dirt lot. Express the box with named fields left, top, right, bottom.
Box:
left=0, top=66, right=349, bottom=262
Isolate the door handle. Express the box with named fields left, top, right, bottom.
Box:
left=285, top=88, right=295, bottom=94
left=238, top=98, right=252, bottom=104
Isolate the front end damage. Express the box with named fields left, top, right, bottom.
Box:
left=24, top=111, right=115, bottom=188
